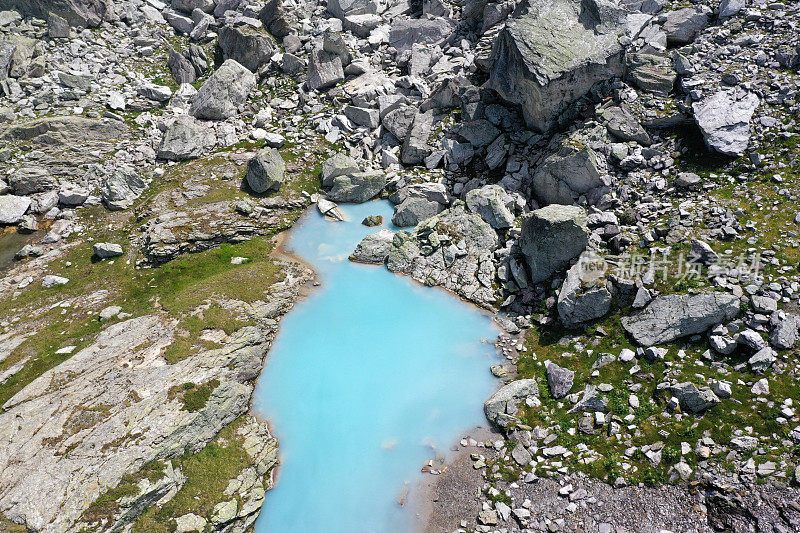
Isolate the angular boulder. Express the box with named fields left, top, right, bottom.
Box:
left=321, top=153, right=360, bottom=188
left=8, top=166, right=57, bottom=195
left=693, top=89, right=759, bottom=157
left=327, top=0, right=377, bottom=20
left=158, top=116, right=214, bottom=161
left=532, top=144, right=603, bottom=205
left=246, top=148, right=285, bottom=194
left=0, top=195, right=31, bottom=224
left=626, top=53, right=676, bottom=96
left=350, top=229, right=394, bottom=264
left=487, top=0, right=625, bottom=132
left=546, top=363, right=574, bottom=399
left=519, top=205, right=589, bottom=284
left=663, top=7, right=709, bottom=46
left=621, top=293, right=741, bottom=346
left=328, top=171, right=386, bottom=203
left=557, top=251, right=612, bottom=328
left=190, top=60, right=256, bottom=120
left=388, top=18, right=456, bottom=54
left=401, top=111, right=434, bottom=165
left=101, top=166, right=147, bottom=211
left=669, top=382, right=719, bottom=413
left=392, top=197, right=445, bottom=227
left=770, top=314, right=800, bottom=350
left=93, top=242, right=124, bottom=258
left=218, top=25, right=274, bottom=73
left=464, top=184, right=515, bottom=229
left=307, top=48, right=344, bottom=91
left=3, top=0, right=113, bottom=27
left=483, top=379, right=539, bottom=427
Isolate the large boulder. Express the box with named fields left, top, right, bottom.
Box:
left=1, top=0, right=113, bottom=27
left=692, top=89, right=759, bottom=157
left=350, top=229, right=394, bottom=264
left=0, top=195, right=31, bottom=224
left=557, top=251, right=612, bottom=328
left=546, top=363, right=574, bottom=399
left=158, top=116, right=214, bottom=161
left=519, top=205, right=589, bottom=284
left=168, top=49, right=195, bottom=85
left=218, top=25, right=274, bottom=73
left=8, top=166, right=57, bottom=195
left=328, top=171, right=386, bottom=203
left=190, top=60, right=256, bottom=120
left=487, top=0, right=625, bottom=132
left=306, top=48, right=344, bottom=91
left=388, top=18, right=456, bottom=54
left=626, top=53, right=676, bottom=96
left=621, top=293, right=741, bottom=346
left=246, top=148, right=285, bottom=194
left=464, top=184, right=515, bottom=229
left=663, top=7, right=709, bottom=46
left=327, top=0, right=377, bottom=20
left=2, top=116, right=127, bottom=145
left=401, top=111, right=434, bottom=165
left=259, top=0, right=294, bottom=39
left=483, top=379, right=539, bottom=428
left=321, top=153, right=360, bottom=188
left=392, top=197, right=444, bottom=227
left=669, top=382, right=720, bottom=413
left=101, top=166, right=147, bottom=210
left=532, top=144, right=603, bottom=205
left=770, top=314, right=800, bottom=350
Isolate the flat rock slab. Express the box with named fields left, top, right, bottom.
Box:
left=621, top=293, right=741, bottom=346
left=693, top=89, right=759, bottom=156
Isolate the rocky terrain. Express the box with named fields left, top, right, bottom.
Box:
left=0, top=0, right=799, bottom=531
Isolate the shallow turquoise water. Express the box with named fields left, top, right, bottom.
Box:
left=253, top=200, right=499, bottom=533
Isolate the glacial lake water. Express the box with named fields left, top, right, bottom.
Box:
left=253, top=200, right=499, bottom=533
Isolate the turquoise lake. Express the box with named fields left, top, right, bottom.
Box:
left=253, top=200, right=499, bottom=533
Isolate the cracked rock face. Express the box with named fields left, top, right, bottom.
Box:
left=621, top=293, right=741, bottom=346
left=488, top=0, right=625, bottom=132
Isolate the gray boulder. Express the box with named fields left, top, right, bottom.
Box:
left=669, top=382, right=719, bottom=413
left=259, top=0, right=294, bottom=39
left=599, top=105, right=651, bottom=145
left=0, top=195, right=31, bottom=224
left=487, top=0, right=625, bottom=132
left=519, top=205, right=589, bottom=284
left=718, top=0, right=744, bottom=19
left=48, top=13, right=71, bottom=38
left=483, top=379, right=539, bottom=427
left=2, top=0, right=113, bottom=27
left=464, top=184, right=515, bottom=229
left=770, top=314, right=800, bottom=350
left=401, top=111, right=434, bottom=165
left=168, top=49, right=195, bottom=85
left=693, top=89, right=759, bottom=157
left=321, top=153, right=360, bottom=188
left=328, top=172, right=386, bottom=203
left=327, top=0, right=377, bottom=20
left=626, top=53, right=676, bottom=96
left=621, top=293, right=741, bottom=346
left=388, top=17, right=455, bottom=54
left=246, top=148, right=285, bottom=194
left=190, top=60, right=256, bottom=120
left=218, top=25, right=274, bottom=73
left=382, top=105, right=417, bottom=142
left=158, top=116, right=214, bottom=161
left=546, top=363, right=574, bottom=399
left=568, top=384, right=608, bottom=413
left=172, top=0, right=214, bottom=13
left=748, top=347, right=776, bottom=374
left=663, top=7, right=709, bottom=45
left=307, top=48, right=344, bottom=91
left=392, top=197, right=445, bottom=227
left=532, top=144, right=603, bottom=205
left=350, top=229, right=394, bottom=263
left=8, top=166, right=57, bottom=195
left=93, top=242, right=124, bottom=258
left=557, top=252, right=612, bottom=328
left=101, top=167, right=147, bottom=211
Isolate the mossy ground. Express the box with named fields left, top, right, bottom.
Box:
left=131, top=416, right=260, bottom=533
